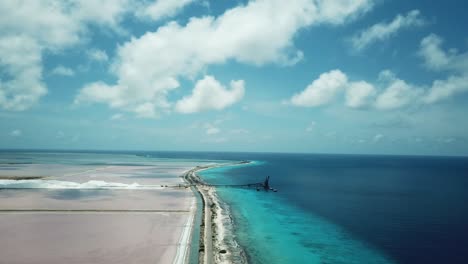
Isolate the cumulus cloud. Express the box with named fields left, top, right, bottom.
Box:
left=419, top=34, right=468, bottom=73
left=289, top=69, right=423, bottom=110
left=133, top=102, right=158, bottom=118
left=136, top=0, right=196, bottom=21
left=290, top=32, right=468, bottom=110
left=175, top=76, right=244, bottom=113
left=0, top=0, right=131, bottom=111
left=419, top=34, right=468, bottom=103
left=351, top=9, right=425, bottom=51
left=345, top=81, right=376, bottom=108
left=87, top=49, right=109, bottom=62
left=71, top=0, right=132, bottom=30
left=0, top=36, right=47, bottom=111
left=290, top=70, right=348, bottom=107
left=374, top=70, right=423, bottom=110
left=0, top=36, right=46, bottom=111
left=423, top=75, right=468, bottom=104
left=75, top=82, right=125, bottom=107
left=290, top=69, right=377, bottom=109
left=374, top=81, right=418, bottom=109
left=419, top=34, right=452, bottom=71
left=75, top=0, right=374, bottom=117
left=51, top=66, right=75, bottom=76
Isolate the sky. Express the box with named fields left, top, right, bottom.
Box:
left=1, top=0, right=468, bottom=156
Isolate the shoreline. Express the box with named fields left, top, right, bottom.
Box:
left=183, top=162, right=251, bottom=264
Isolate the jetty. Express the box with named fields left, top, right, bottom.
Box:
left=182, top=170, right=276, bottom=192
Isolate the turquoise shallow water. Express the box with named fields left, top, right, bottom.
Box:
left=200, top=163, right=394, bottom=264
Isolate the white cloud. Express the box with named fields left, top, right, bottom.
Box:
left=419, top=34, right=468, bottom=103
left=87, top=49, right=109, bottom=62
left=346, top=81, right=376, bottom=108
left=290, top=69, right=376, bottom=108
left=0, top=2, right=80, bottom=49
left=75, top=0, right=374, bottom=117
left=423, top=75, right=468, bottom=104
left=419, top=34, right=468, bottom=73
left=0, top=0, right=131, bottom=111
left=286, top=34, right=466, bottom=110
left=75, top=82, right=124, bottom=107
left=0, top=35, right=47, bottom=111
left=51, top=66, right=75, bottom=76
left=136, top=0, right=196, bottom=21
left=374, top=70, right=423, bottom=110
left=71, top=0, right=130, bottom=30
left=351, top=10, right=425, bottom=51
left=289, top=69, right=424, bottom=110
left=175, top=75, right=244, bottom=113
left=290, top=70, right=348, bottom=107
left=133, top=102, right=158, bottom=118
left=419, top=34, right=451, bottom=71
left=10, top=129, right=22, bottom=137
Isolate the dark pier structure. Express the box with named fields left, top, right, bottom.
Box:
left=201, top=176, right=277, bottom=192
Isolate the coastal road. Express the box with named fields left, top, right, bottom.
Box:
left=204, top=192, right=214, bottom=264
left=188, top=168, right=214, bottom=264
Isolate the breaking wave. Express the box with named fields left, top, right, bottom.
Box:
left=0, top=179, right=163, bottom=190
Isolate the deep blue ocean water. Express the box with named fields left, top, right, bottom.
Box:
left=2, top=150, right=468, bottom=263
left=198, top=153, right=468, bottom=264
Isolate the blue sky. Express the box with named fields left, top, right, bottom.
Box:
left=1, top=0, right=468, bottom=156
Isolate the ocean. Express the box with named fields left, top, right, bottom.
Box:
left=2, top=150, right=468, bottom=263
left=197, top=153, right=468, bottom=264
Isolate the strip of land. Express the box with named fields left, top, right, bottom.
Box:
left=183, top=163, right=249, bottom=264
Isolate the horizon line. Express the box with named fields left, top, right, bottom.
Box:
left=0, top=148, right=467, bottom=158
